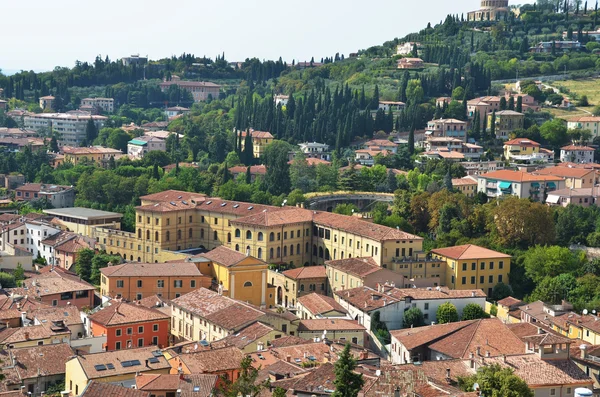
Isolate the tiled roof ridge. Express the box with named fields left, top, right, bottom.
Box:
left=458, top=319, right=484, bottom=358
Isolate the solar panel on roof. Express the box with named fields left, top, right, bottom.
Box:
left=193, top=387, right=200, bottom=392
left=94, top=364, right=107, bottom=371
left=121, top=361, right=133, bottom=368
left=130, top=360, right=141, bottom=366
left=148, top=357, right=160, bottom=364
left=106, top=363, right=115, bottom=370
left=199, top=340, right=209, bottom=347
left=152, top=350, right=163, bottom=357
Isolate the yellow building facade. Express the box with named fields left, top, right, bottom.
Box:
left=489, top=110, right=524, bottom=140
left=431, top=244, right=511, bottom=297
left=239, top=130, right=274, bottom=158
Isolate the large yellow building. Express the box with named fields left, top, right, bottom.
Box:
left=489, top=110, right=524, bottom=140
left=62, top=146, right=122, bottom=166
left=430, top=244, right=511, bottom=297
left=239, top=129, right=274, bottom=158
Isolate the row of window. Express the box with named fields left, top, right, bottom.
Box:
left=114, top=336, right=158, bottom=350
left=115, top=280, right=192, bottom=288
left=115, top=324, right=159, bottom=336
left=461, top=261, right=504, bottom=271
left=234, top=228, right=310, bottom=242
left=460, top=275, right=503, bottom=285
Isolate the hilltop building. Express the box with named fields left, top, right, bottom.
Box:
left=467, top=0, right=511, bottom=22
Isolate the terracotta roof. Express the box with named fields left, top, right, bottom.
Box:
left=298, top=293, right=348, bottom=316
left=171, top=288, right=265, bottom=330
left=232, top=208, right=314, bottom=227
left=532, top=166, right=595, bottom=179
left=479, top=170, right=564, bottom=183
left=305, top=158, right=331, bottom=166
left=62, top=146, right=122, bottom=155
left=281, top=266, right=327, bottom=280
left=195, top=198, right=282, bottom=218
left=568, top=116, right=600, bottom=123
left=240, top=130, right=274, bottom=139
left=364, top=139, right=398, bottom=147
left=82, top=381, right=150, bottom=397
left=452, top=177, right=478, bottom=186
left=0, top=343, right=73, bottom=381
left=485, top=355, right=591, bottom=387
left=55, top=236, right=92, bottom=254
left=139, top=190, right=206, bottom=204
left=0, top=324, right=70, bottom=344
left=73, top=347, right=170, bottom=379
left=325, top=257, right=381, bottom=277
left=162, top=163, right=199, bottom=172
left=504, top=138, right=541, bottom=147
left=100, top=262, right=203, bottom=277
left=297, top=319, right=365, bottom=331
left=177, top=346, right=245, bottom=373
left=229, top=165, right=267, bottom=175
left=196, top=246, right=259, bottom=267
left=547, top=187, right=600, bottom=198
left=40, top=231, right=77, bottom=247
left=255, top=359, right=306, bottom=383
left=136, top=374, right=218, bottom=397
left=427, top=318, right=525, bottom=359
left=430, top=244, right=511, bottom=260
left=523, top=333, right=573, bottom=346
left=495, top=110, right=524, bottom=116
left=28, top=305, right=83, bottom=327
left=211, top=322, right=277, bottom=349
left=138, top=294, right=172, bottom=310
left=497, top=296, right=523, bottom=308
left=88, top=301, right=170, bottom=326
left=561, top=145, right=595, bottom=151
left=422, top=150, right=465, bottom=160
left=9, top=268, right=95, bottom=298
left=269, top=335, right=312, bottom=348
left=391, top=321, right=476, bottom=350
left=0, top=294, right=49, bottom=312
left=136, top=374, right=181, bottom=390
left=314, top=211, right=422, bottom=242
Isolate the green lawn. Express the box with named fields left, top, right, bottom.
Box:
left=554, top=78, right=600, bottom=106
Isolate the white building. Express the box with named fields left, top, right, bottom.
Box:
left=334, top=284, right=486, bottom=333
left=121, top=55, right=148, bottom=66
left=23, top=113, right=107, bottom=146
left=560, top=145, right=595, bottom=164
left=397, top=42, right=422, bottom=56
left=298, top=142, right=331, bottom=160
left=567, top=116, right=600, bottom=138
left=378, top=101, right=406, bottom=112
left=25, top=219, right=61, bottom=260
left=81, top=98, right=114, bottom=114
left=164, top=106, right=190, bottom=119
left=477, top=170, right=566, bottom=202
left=275, top=95, right=289, bottom=107
left=127, top=136, right=167, bottom=160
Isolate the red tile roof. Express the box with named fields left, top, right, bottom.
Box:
left=100, top=262, right=203, bottom=277
left=297, top=319, right=365, bottom=331
left=325, top=257, right=381, bottom=277
left=228, top=165, right=267, bottom=175
left=177, top=346, right=245, bottom=373
left=298, top=293, right=348, bottom=316
left=281, top=266, right=327, bottom=280
left=313, top=212, right=422, bottom=242
left=88, top=301, right=170, bottom=326
left=430, top=244, right=511, bottom=260
left=479, top=170, right=564, bottom=183
left=196, top=246, right=258, bottom=267
left=0, top=343, right=73, bottom=381
left=232, top=208, right=314, bottom=227
left=532, top=166, right=595, bottom=179
left=239, top=130, right=274, bottom=139
left=139, top=190, right=206, bottom=204
left=497, top=296, right=524, bottom=308
left=82, top=381, right=150, bottom=397
left=561, top=145, right=595, bottom=151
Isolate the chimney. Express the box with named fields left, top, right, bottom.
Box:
left=286, top=355, right=291, bottom=363
left=485, top=351, right=490, bottom=358
left=446, top=368, right=451, bottom=379
left=145, top=359, right=149, bottom=367
left=503, top=354, right=507, bottom=364
left=24, top=332, right=30, bottom=340
left=361, top=350, right=369, bottom=360
left=476, top=347, right=481, bottom=356
left=581, top=344, right=588, bottom=360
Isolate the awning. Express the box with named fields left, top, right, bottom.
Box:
left=531, top=182, right=540, bottom=188
left=546, top=195, right=560, bottom=204
left=129, top=139, right=148, bottom=146
left=499, top=181, right=512, bottom=189
left=547, top=182, right=557, bottom=188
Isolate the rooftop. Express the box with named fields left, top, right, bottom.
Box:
left=88, top=301, right=170, bottom=326
left=232, top=207, right=314, bottom=227
left=0, top=343, right=73, bottom=381
left=504, top=138, right=541, bottom=147
left=136, top=374, right=218, bottom=397
left=196, top=246, right=259, bottom=267
left=532, top=166, right=595, bottom=179
left=100, top=262, right=203, bottom=277
left=176, top=346, right=245, bottom=373
left=81, top=381, right=150, bottom=397
left=0, top=324, right=70, bottom=345
left=430, top=244, right=511, bottom=260
left=43, top=207, right=123, bottom=220
left=281, top=266, right=327, bottom=280
left=324, top=257, right=382, bottom=278
left=239, top=130, right=274, bottom=139
left=479, top=170, right=564, bottom=183
left=72, top=346, right=171, bottom=379
left=9, top=267, right=95, bottom=298
left=211, top=322, right=277, bottom=349
left=139, top=190, right=206, bottom=204
left=561, top=145, right=595, bottom=151
left=298, top=293, right=348, bottom=316
left=62, top=146, right=122, bottom=155
left=297, top=319, right=365, bottom=332
left=228, top=165, right=267, bottom=175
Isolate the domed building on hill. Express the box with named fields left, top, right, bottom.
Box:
left=467, top=0, right=511, bottom=21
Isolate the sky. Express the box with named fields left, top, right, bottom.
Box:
left=1, top=0, right=533, bottom=74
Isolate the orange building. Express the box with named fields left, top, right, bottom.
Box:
left=167, top=346, right=244, bottom=387
left=88, top=301, right=171, bottom=351
left=100, top=262, right=212, bottom=301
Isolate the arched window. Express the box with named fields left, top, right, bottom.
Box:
left=201, top=229, right=205, bottom=239
left=319, top=247, right=324, bottom=259
left=146, top=230, right=150, bottom=240
left=269, top=232, right=275, bottom=242
left=213, top=231, right=218, bottom=241
left=305, top=243, right=309, bottom=254
left=258, top=232, right=264, bottom=241
left=130, top=255, right=133, bottom=261
left=244, top=281, right=253, bottom=287
left=269, top=248, right=274, bottom=259
left=166, top=231, right=170, bottom=242
left=137, top=229, right=142, bottom=238
left=290, top=245, right=294, bottom=256
left=246, top=246, right=251, bottom=254
left=277, top=247, right=281, bottom=258
left=123, top=254, right=126, bottom=260
left=137, top=257, right=141, bottom=262
left=227, top=232, right=231, bottom=243
left=341, top=251, right=345, bottom=259
left=235, top=229, right=241, bottom=238
left=300, top=284, right=305, bottom=292
left=283, top=246, right=287, bottom=257
left=313, top=245, right=317, bottom=256
left=177, top=230, right=182, bottom=240
left=154, top=231, right=159, bottom=242
left=325, top=249, right=330, bottom=260
left=334, top=249, right=337, bottom=260
left=235, top=244, right=240, bottom=251
left=246, top=230, right=252, bottom=239
left=189, top=228, right=193, bottom=238
left=258, top=248, right=263, bottom=259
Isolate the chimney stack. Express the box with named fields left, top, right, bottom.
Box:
left=286, top=355, right=291, bottom=363
left=446, top=368, right=451, bottom=379
left=581, top=344, right=588, bottom=360
left=476, top=347, right=481, bottom=356
left=485, top=351, right=491, bottom=358
left=24, top=332, right=30, bottom=340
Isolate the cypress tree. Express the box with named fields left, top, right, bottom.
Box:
left=516, top=96, right=523, bottom=113
left=408, top=126, right=415, bottom=155
left=243, top=130, right=253, bottom=166
left=508, top=96, right=515, bottom=111
left=490, top=110, right=496, bottom=140
left=332, top=344, right=364, bottom=397
left=245, top=166, right=252, bottom=184
left=152, top=163, right=160, bottom=180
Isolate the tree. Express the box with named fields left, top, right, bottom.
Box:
left=273, top=388, right=287, bottom=397
left=516, top=96, right=523, bottom=113
left=13, top=263, right=25, bottom=286
left=0, top=272, right=16, bottom=288
left=458, top=364, right=533, bottom=397
left=523, top=245, right=583, bottom=283
left=492, top=282, right=514, bottom=301
left=386, top=170, right=398, bottom=192
left=333, top=203, right=360, bottom=216
left=50, top=136, right=59, bottom=152
left=90, top=253, right=122, bottom=285
left=332, top=344, right=364, bottom=397
left=489, top=111, right=496, bottom=139
left=75, top=248, right=95, bottom=282
left=540, top=119, right=568, bottom=148
left=218, top=356, right=266, bottom=397
left=403, top=307, right=425, bottom=328
left=85, top=118, right=98, bottom=144
left=264, top=141, right=292, bottom=196
left=436, top=302, right=459, bottom=324
left=461, top=303, right=489, bottom=320
left=492, top=197, right=556, bottom=248
left=243, top=130, right=253, bottom=166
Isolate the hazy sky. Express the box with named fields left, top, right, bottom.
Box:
left=1, top=0, right=532, bottom=73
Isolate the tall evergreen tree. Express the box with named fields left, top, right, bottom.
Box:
left=243, top=130, right=253, bottom=166
left=516, top=96, right=523, bottom=113
left=489, top=110, right=496, bottom=140
left=85, top=118, right=98, bottom=144
left=332, top=344, right=364, bottom=397
left=408, top=126, right=415, bottom=155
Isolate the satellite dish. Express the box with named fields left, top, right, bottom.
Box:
left=584, top=309, right=589, bottom=315
left=473, top=383, right=480, bottom=391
